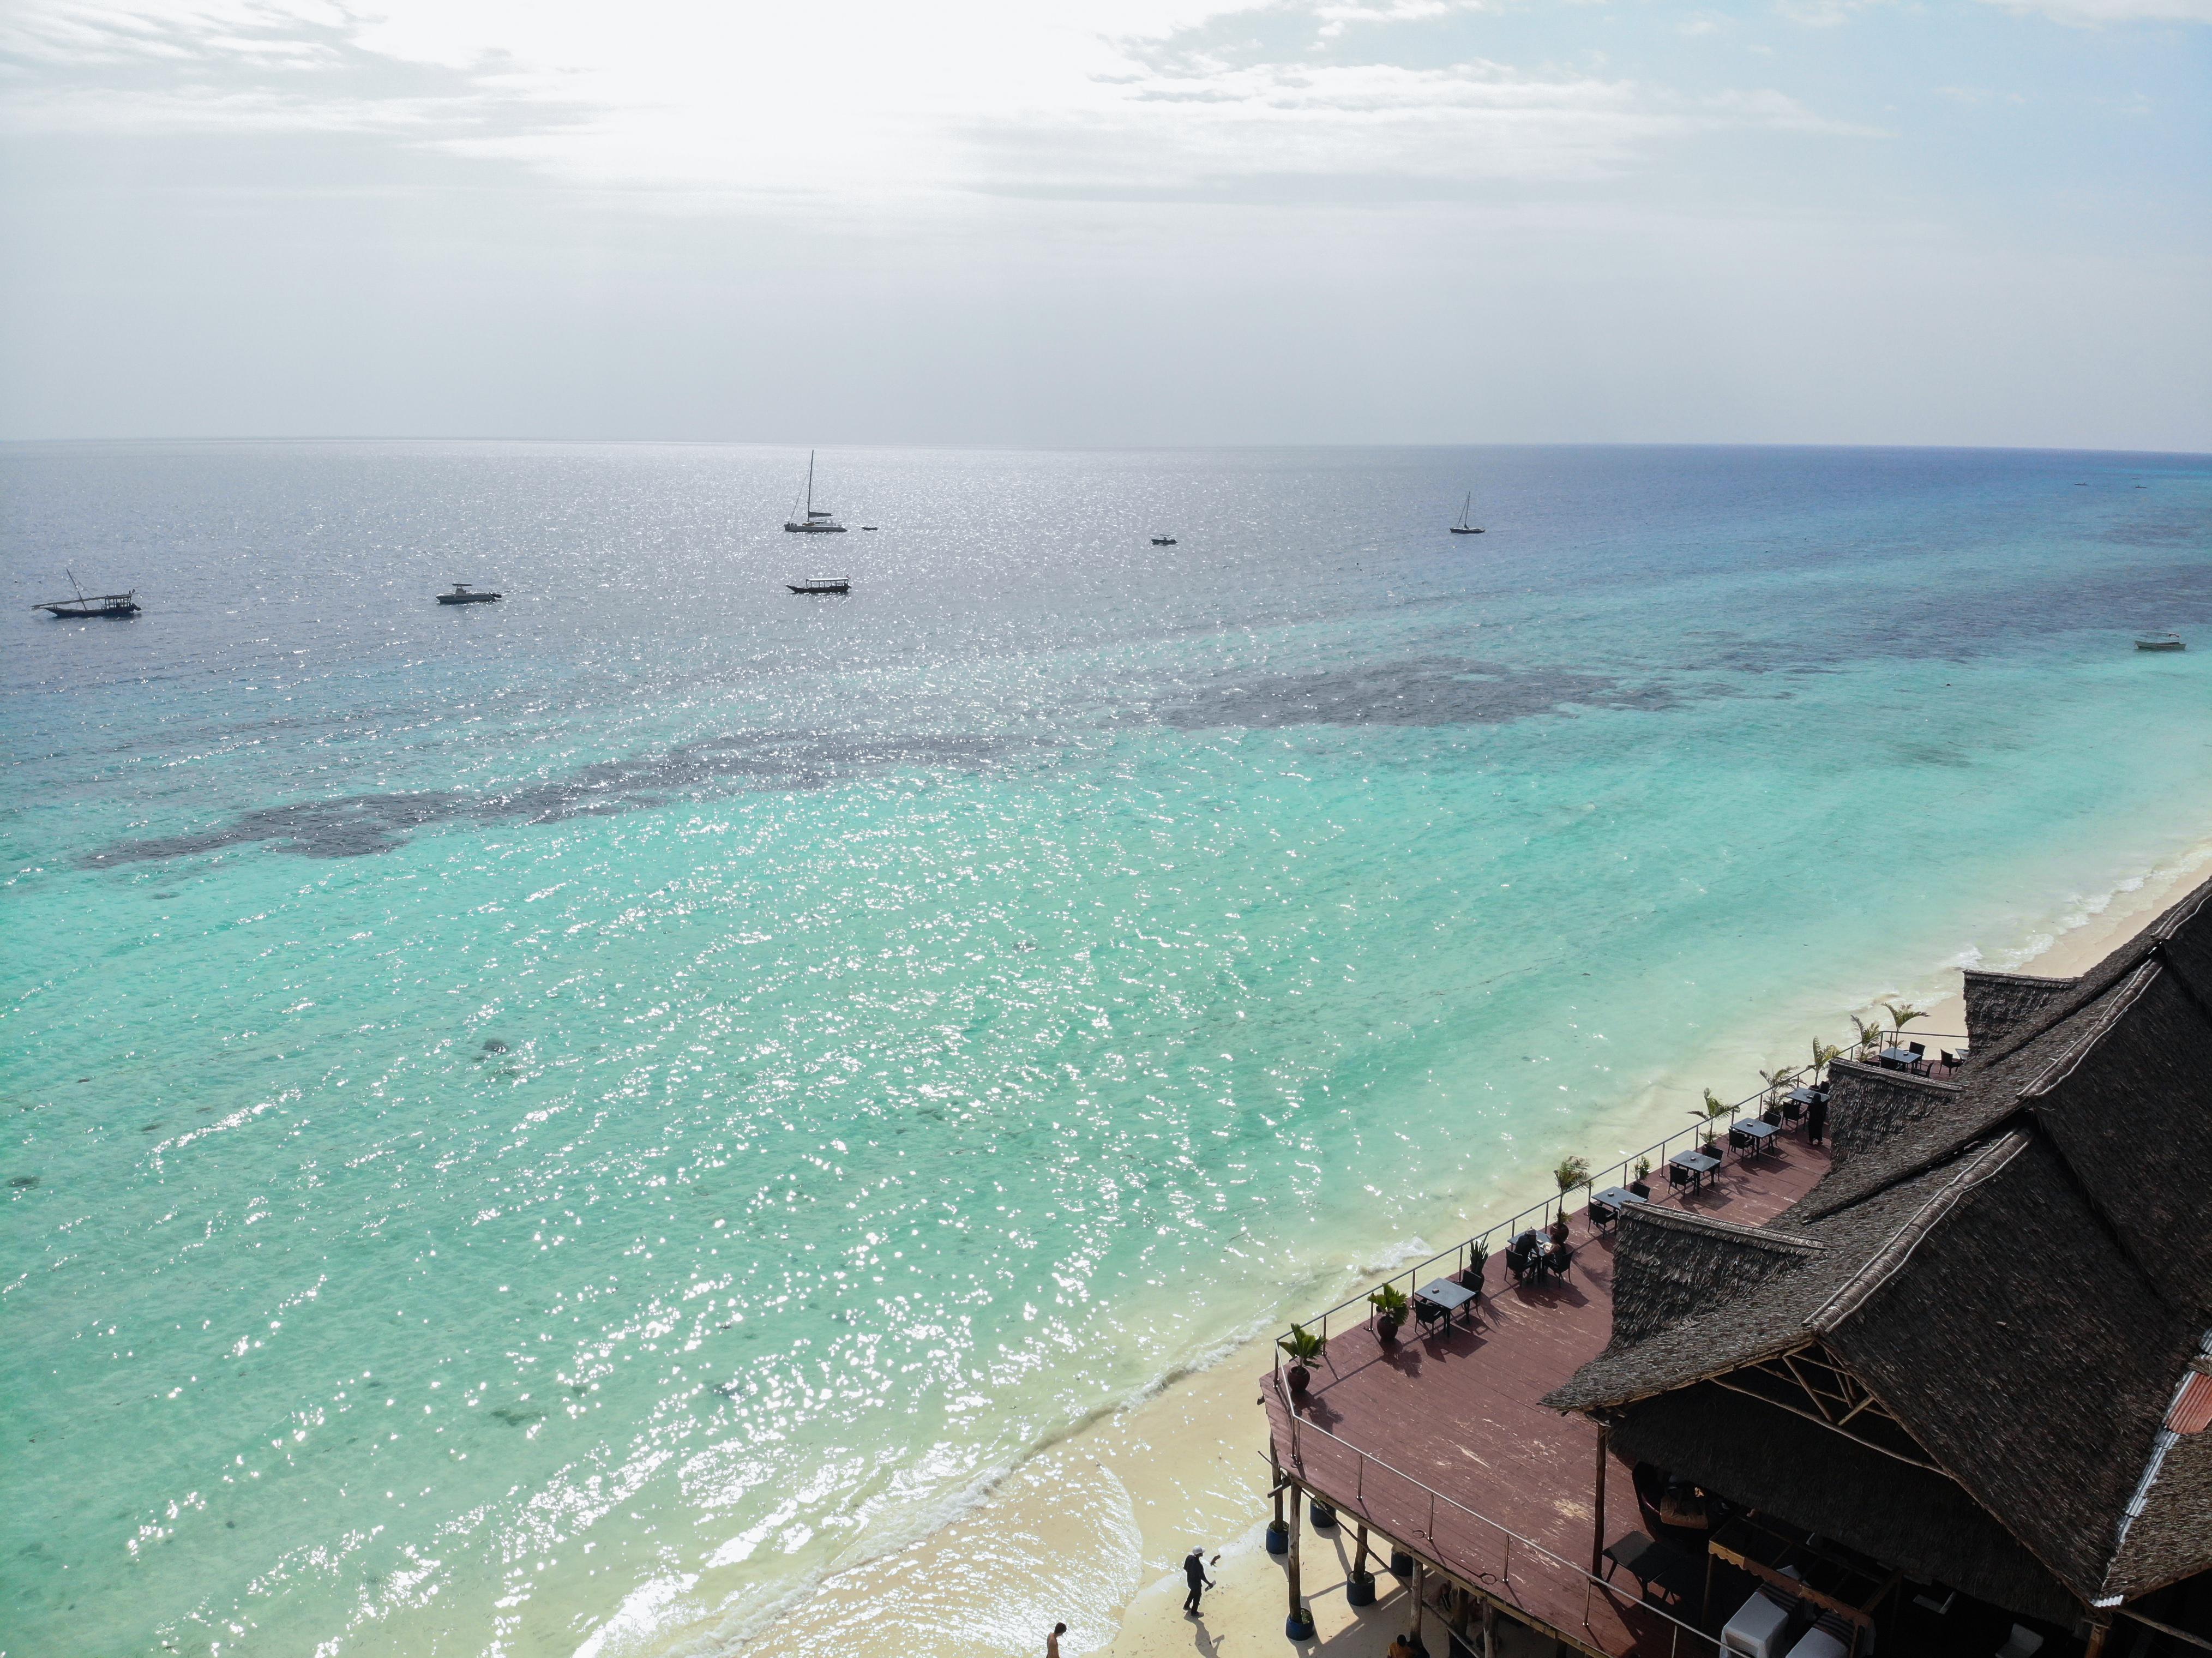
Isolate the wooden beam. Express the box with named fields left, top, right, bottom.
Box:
left=2117, top=1607, right=2212, bottom=1653
left=1708, top=1373, right=1948, bottom=1473
left=1591, top=1427, right=1609, bottom=1580
left=1707, top=1541, right=1877, bottom=1630
left=1288, top=1485, right=1305, bottom=1626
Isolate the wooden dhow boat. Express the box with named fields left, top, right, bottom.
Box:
left=787, top=577, right=850, bottom=594
left=33, top=571, right=139, bottom=618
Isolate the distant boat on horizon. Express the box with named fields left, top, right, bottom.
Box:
left=2136, top=632, right=2185, bottom=651
left=1151, top=534, right=1177, bottom=546
left=33, top=570, right=139, bottom=618
left=437, top=583, right=501, bottom=605
left=1450, top=493, right=1484, bottom=534
left=788, top=577, right=850, bottom=594
left=784, top=452, right=847, bottom=534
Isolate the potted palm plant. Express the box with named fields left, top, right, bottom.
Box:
left=1278, top=1323, right=1325, bottom=1395
left=1691, top=1087, right=1730, bottom=1151
left=1459, top=1239, right=1488, bottom=1289
left=1757, top=1065, right=1799, bottom=1124
left=1369, top=1283, right=1409, bottom=1344
left=1883, top=1001, right=1927, bottom=1047
left=1850, top=1013, right=1884, bottom=1060
left=1808, top=1040, right=1842, bottom=1085
left=1554, top=1155, right=1591, bottom=1197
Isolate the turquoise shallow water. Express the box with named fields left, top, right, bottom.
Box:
left=3, top=442, right=2209, bottom=1657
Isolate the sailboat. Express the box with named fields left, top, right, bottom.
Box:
left=783, top=450, right=847, bottom=533
left=1450, top=493, right=1484, bottom=535
left=33, top=569, right=140, bottom=617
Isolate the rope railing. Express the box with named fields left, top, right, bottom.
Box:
left=1273, top=1030, right=1970, bottom=1354
left=1275, top=1407, right=1726, bottom=1656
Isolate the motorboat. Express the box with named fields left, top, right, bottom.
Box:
left=2136, top=633, right=2185, bottom=651
left=788, top=578, right=850, bottom=594
left=437, top=583, right=501, bottom=605
left=1151, top=534, right=1177, bottom=546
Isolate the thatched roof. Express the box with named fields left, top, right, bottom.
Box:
left=1549, top=872, right=2212, bottom=1620
left=1964, top=967, right=2082, bottom=1049
left=1820, top=1059, right=1959, bottom=1182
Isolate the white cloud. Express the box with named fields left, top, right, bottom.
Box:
left=1976, top=0, right=2212, bottom=19
left=0, top=0, right=1882, bottom=207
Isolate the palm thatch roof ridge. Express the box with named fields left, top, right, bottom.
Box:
left=1964, top=966, right=2083, bottom=1048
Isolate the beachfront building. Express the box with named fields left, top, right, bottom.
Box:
left=1260, top=875, right=2212, bottom=1657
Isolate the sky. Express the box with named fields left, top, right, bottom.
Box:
left=1, top=0, right=2208, bottom=448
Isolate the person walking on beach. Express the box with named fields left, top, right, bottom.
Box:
left=1183, top=1547, right=1216, bottom=1615
left=1046, top=1620, right=1067, bottom=1657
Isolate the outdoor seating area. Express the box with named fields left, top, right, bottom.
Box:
left=1870, top=1037, right=1969, bottom=1079
left=1262, top=1137, right=1834, bottom=1658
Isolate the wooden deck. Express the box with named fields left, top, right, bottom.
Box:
left=1263, top=1138, right=1833, bottom=1657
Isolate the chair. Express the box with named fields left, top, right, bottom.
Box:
left=1668, top=1160, right=1693, bottom=1190
left=1414, top=1296, right=1451, bottom=1335
left=1907, top=1041, right=1927, bottom=1074
left=1940, top=1050, right=1962, bottom=1072
left=1993, top=1627, right=2043, bottom=1658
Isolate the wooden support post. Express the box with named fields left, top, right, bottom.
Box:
left=1271, top=1444, right=1285, bottom=1531
left=1407, top=1558, right=1426, bottom=1650
left=1288, top=1486, right=1305, bottom=1625
left=1480, top=1597, right=1497, bottom=1658
left=1591, top=1426, right=1610, bottom=1580
left=2084, top=1625, right=2109, bottom=1658
left=1353, top=1522, right=1371, bottom=1578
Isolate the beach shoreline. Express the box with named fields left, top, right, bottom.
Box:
left=684, top=836, right=2212, bottom=1658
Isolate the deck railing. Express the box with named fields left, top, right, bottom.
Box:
left=1276, top=1411, right=1724, bottom=1656
left=1271, top=1032, right=1969, bottom=1357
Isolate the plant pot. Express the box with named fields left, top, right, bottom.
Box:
left=1309, top=1501, right=1337, bottom=1531
left=1286, top=1363, right=1311, bottom=1395
left=1266, top=1521, right=1290, bottom=1557
left=1375, top=1316, right=1400, bottom=1345
left=1347, top=1571, right=1377, bottom=1607
left=1388, top=1547, right=1415, bottom=1578
left=1287, top=1607, right=1317, bottom=1641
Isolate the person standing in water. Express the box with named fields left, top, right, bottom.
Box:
left=1046, top=1620, right=1067, bottom=1657
left=1183, top=1547, right=1217, bottom=1615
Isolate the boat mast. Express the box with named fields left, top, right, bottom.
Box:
left=807, top=450, right=815, bottom=516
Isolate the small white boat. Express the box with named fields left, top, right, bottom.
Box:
left=784, top=451, right=847, bottom=534
left=1450, top=492, right=1484, bottom=534
left=2136, top=633, right=2185, bottom=652
left=437, top=583, right=501, bottom=605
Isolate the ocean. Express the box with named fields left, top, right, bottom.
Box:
left=3, top=441, right=2208, bottom=1658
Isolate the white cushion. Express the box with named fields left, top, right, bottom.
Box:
left=1722, top=1590, right=1794, bottom=1657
